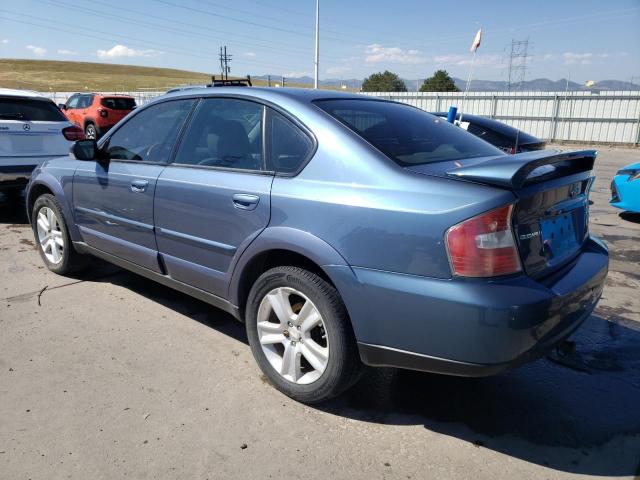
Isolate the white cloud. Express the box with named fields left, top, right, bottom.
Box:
left=326, top=66, right=352, bottom=75
left=364, top=44, right=426, bottom=64
left=57, top=49, right=78, bottom=55
left=284, top=71, right=310, bottom=78
left=244, top=52, right=256, bottom=57
left=433, top=54, right=502, bottom=67
left=1, top=39, right=8, bottom=44
left=26, top=45, right=46, bottom=56
left=562, top=52, right=593, bottom=65
left=96, top=44, right=162, bottom=59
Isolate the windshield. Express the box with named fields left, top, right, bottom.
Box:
left=315, top=99, right=503, bottom=166
left=0, top=97, right=67, bottom=121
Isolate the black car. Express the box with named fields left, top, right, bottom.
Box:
left=432, top=112, right=546, bottom=153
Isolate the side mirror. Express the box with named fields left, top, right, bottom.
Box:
left=71, top=139, right=101, bottom=161
left=58, top=103, right=67, bottom=110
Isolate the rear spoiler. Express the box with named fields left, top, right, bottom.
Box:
left=447, top=150, right=597, bottom=189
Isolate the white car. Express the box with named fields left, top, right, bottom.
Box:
left=0, top=88, right=84, bottom=196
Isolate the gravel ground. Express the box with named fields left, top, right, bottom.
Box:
left=1, top=145, right=639, bottom=480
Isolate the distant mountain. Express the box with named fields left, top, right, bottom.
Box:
left=255, top=74, right=639, bottom=92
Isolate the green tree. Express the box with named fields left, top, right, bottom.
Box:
left=419, top=70, right=460, bottom=92
left=361, top=70, right=407, bottom=92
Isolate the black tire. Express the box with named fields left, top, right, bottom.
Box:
left=246, top=266, right=362, bottom=404
left=85, top=122, right=97, bottom=140
left=31, top=194, right=84, bottom=275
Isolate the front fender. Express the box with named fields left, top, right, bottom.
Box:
left=227, top=226, right=355, bottom=306
left=27, top=169, right=81, bottom=242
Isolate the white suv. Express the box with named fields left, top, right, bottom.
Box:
left=0, top=88, right=84, bottom=195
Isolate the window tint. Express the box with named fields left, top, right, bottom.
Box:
left=101, top=97, right=136, bottom=110
left=106, top=99, right=195, bottom=163
left=315, top=99, right=503, bottom=166
left=174, top=98, right=264, bottom=171
left=268, top=110, right=313, bottom=173
left=0, top=97, right=67, bottom=121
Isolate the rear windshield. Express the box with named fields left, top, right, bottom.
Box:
left=0, top=97, right=67, bottom=121
left=315, top=99, right=503, bottom=166
left=101, top=97, right=136, bottom=110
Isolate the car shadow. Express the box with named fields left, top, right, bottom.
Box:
left=84, top=268, right=640, bottom=477
left=0, top=191, right=29, bottom=225
left=620, top=211, right=640, bottom=224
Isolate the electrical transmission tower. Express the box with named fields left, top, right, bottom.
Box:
left=219, top=46, right=232, bottom=80
left=506, top=38, right=531, bottom=91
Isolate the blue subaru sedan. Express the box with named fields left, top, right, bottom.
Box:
left=26, top=88, right=608, bottom=403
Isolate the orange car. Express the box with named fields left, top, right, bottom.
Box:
left=59, top=93, right=136, bottom=139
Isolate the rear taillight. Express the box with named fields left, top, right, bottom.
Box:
left=98, top=108, right=108, bottom=118
left=445, top=204, right=522, bottom=277
left=62, top=125, right=85, bottom=141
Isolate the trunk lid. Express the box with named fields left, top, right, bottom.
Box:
left=407, top=149, right=597, bottom=278
left=0, top=96, right=72, bottom=157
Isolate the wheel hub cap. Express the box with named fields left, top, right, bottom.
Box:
left=256, top=287, right=329, bottom=385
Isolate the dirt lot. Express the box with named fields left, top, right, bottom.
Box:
left=1, top=145, right=639, bottom=480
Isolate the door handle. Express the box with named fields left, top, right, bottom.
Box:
left=232, top=193, right=260, bottom=211
left=131, top=179, right=149, bottom=193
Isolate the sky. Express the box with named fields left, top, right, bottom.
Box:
left=1, top=0, right=639, bottom=83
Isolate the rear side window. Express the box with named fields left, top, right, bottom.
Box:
left=101, top=97, right=136, bottom=110
left=0, top=97, right=66, bottom=121
left=105, top=99, right=195, bottom=163
left=315, top=99, right=502, bottom=166
left=268, top=110, right=313, bottom=174
left=173, top=98, right=264, bottom=171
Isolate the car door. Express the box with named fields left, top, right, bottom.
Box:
left=64, top=94, right=80, bottom=125
left=76, top=94, right=94, bottom=126
left=73, top=98, right=196, bottom=272
left=154, top=97, right=272, bottom=298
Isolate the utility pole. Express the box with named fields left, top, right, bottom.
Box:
left=282, top=76, right=286, bottom=87
left=314, top=0, right=319, bottom=89
left=219, top=46, right=232, bottom=80
left=506, top=38, right=530, bottom=91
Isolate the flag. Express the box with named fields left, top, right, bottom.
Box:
left=470, top=28, right=482, bottom=53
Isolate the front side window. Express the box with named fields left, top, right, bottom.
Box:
left=105, top=99, right=196, bottom=163
left=173, top=98, right=264, bottom=171
left=315, top=99, right=503, bottom=166
left=78, top=95, right=94, bottom=109
left=268, top=110, right=313, bottom=174
left=66, top=95, right=79, bottom=109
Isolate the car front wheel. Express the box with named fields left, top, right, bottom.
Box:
left=32, top=194, right=83, bottom=275
left=246, top=266, right=362, bottom=404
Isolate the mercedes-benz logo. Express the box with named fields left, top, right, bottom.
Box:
left=23, top=123, right=31, bottom=131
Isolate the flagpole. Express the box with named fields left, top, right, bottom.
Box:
left=458, top=49, right=476, bottom=126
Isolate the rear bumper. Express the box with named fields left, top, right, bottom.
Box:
left=330, top=236, right=608, bottom=376
left=0, top=164, right=37, bottom=188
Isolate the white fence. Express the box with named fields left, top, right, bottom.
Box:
left=362, top=91, right=640, bottom=145
left=43, top=90, right=640, bottom=145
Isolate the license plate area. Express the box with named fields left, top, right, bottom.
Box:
left=540, top=213, right=579, bottom=267
left=10, top=134, right=43, bottom=153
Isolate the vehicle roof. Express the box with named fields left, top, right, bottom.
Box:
left=163, top=86, right=367, bottom=104
left=0, top=88, right=52, bottom=100
left=68, top=92, right=135, bottom=98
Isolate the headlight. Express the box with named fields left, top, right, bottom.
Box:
left=617, top=169, right=640, bottom=181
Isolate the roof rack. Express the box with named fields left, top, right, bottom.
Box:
left=209, top=75, right=252, bottom=87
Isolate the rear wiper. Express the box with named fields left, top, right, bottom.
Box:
left=0, top=113, right=25, bottom=119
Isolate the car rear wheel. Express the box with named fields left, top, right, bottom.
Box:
left=85, top=123, right=97, bottom=140
left=246, top=266, right=362, bottom=403
left=32, top=194, right=84, bottom=275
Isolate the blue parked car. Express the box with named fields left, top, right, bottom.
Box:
left=611, top=162, right=640, bottom=213
left=26, top=88, right=608, bottom=403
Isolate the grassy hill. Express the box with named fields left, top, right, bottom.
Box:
left=0, top=59, right=280, bottom=91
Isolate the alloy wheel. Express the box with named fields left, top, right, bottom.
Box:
left=257, top=287, right=329, bottom=384
left=36, top=207, right=64, bottom=264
